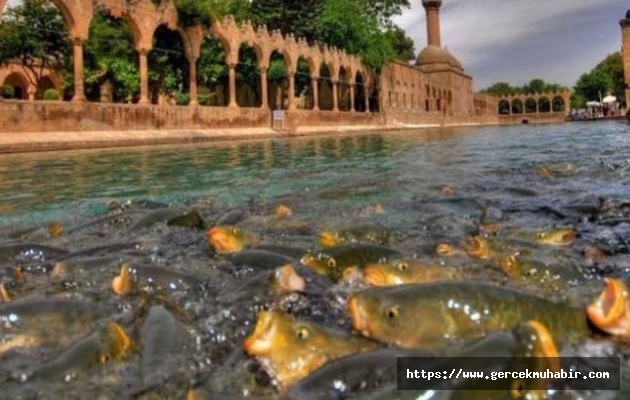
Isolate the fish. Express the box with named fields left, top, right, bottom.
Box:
left=301, top=244, right=401, bottom=282
left=127, top=207, right=191, bottom=232
left=227, top=250, right=297, bottom=270
left=495, top=227, right=577, bottom=247
left=54, top=241, right=146, bottom=262
left=139, top=306, right=191, bottom=390
left=49, top=256, right=128, bottom=282
left=243, top=310, right=379, bottom=391
left=318, top=225, right=391, bottom=248
left=587, top=278, right=630, bottom=340
left=208, top=226, right=254, bottom=254
left=216, top=264, right=306, bottom=304
left=166, top=210, right=206, bottom=229
left=288, top=320, right=559, bottom=400
left=346, top=282, right=588, bottom=349
left=0, top=243, right=68, bottom=264
left=25, top=321, right=131, bottom=381
left=362, top=259, right=459, bottom=286
left=212, top=208, right=246, bottom=227
left=0, top=297, right=105, bottom=355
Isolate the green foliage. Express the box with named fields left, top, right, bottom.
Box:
left=384, top=26, right=415, bottom=62
left=174, top=0, right=230, bottom=27
left=0, top=84, right=15, bottom=99
left=43, top=88, right=59, bottom=100
left=317, top=0, right=395, bottom=70
left=572, top=52, right=624, bottom=108
left=481, top=79, right=568, bottom=97
left=250, top=0, right=322, bottom=43
left=149, top=26, right=189, bottom=103
left=84, top=12, right=140, bottom=102
left=0, top=0, right=70, bottom=92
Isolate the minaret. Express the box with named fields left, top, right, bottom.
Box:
left=422, top=0, right=442, bottom=48
left=620, top=10, right=630, bottom=109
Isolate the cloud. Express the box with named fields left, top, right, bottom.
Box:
left=394, top=0, right=628, bottom=89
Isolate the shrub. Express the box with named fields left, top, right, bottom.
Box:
left=0, top=84, right=15, bottom=99
left=43, top=88, right=60, bottom=101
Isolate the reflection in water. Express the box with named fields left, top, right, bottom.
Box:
left=0, top=122, right=629, bottom=229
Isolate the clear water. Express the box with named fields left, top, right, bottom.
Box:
left=1, top=121, right=629, bottom=229
left=2, top=121, right=630, bottom=399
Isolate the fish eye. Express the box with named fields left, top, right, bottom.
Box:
left=397, top=261, right=408, bottom=271
left=536, top=232, right=544, bottom=239
left=98, top=353, right=110, bottom=364
left=510, top=378, right=526, bottom=398
left=385, top=306, right=399, bottom=320
left=296, top=326, right=311, bottom=340
left=327, top=258, right=336, bottom=268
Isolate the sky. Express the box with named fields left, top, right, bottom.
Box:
left=4, top=0, right=628, bottom=91
left=393, top=0, right=629, bottom=90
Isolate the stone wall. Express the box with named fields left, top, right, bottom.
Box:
left=0, top=101, right=270, bottom=132
left=498, top=112, right=567, bottom=125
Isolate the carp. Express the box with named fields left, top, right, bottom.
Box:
left=243, top=310, right=378, bottom=391
left=208, top=226, right=255, bottom=254
left=362, top=258, right=459, bottom=286
left=318, top=225, right=391, bottom=248
left=301, top=244, right=401, bottom=282
left=0, top=297, right=105, bottom=355
left=25, top=321, right=131, bottom=381
left=346, top=282, right=588, bottom=349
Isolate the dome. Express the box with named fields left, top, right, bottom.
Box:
left=415, top=45, right=463, bottom=71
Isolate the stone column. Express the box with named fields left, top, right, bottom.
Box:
left=349, top=84, right=355, bottom=112
left=188, top=56, right=199, bottom=106
left=138, top=49, right=150, bottom=104
left=364, top=86, right=370, bottom=112
left=71, top=38, right=86, bottom=102
left=332, top=80, right=339, bottom=112
left=259, top=67, right=268, bottom=109
left=288, top=72, right=296, bottom=110
left=311, top=77, right=319, bottom=111
left=228, top=63, right=237, bottom=108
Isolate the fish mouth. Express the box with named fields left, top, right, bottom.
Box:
left=273, top=264, right=305, bottom=293
left=102, top=322, right=131, bottom=361
left=300, top=254, right=320, bottom=273
left=435, top=243, right=458, bottom=256
left=244, top=311, right=276, bottom=356
left=347, top=295, right=370, bottom=337
left=558, top=230, right=576, bottom=245
left=465, top=236, right=488, bottom=259
left=319, top=231, right=338, bottom=248
left=587, top=278, right=630, bottom=336
left=525, top=320, right=559, bottom=360
left=207, top=227, right=240, bottom=253
left=363, top=265, right=388, bottom=286
left=111, top=262, right=134, bottom=296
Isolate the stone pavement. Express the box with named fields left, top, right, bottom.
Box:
left=0, top=122, right=490, bottom=154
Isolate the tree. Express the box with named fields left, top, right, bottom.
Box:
left=82, top=12, right=140, bottom=103
left=384, top=26, right=415, bottom=62
left=250, top=0, right=323, bottom=44
left=0, top=0, right=70, bottom=98
left=572, top=52, right=624, bottom=109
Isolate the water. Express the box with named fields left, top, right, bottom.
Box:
left=1, top=121, right=630, bottom=399
left=1, top=122, right=629, bottom=229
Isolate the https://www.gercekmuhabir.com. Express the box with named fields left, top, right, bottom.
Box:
left=396, top=357, right=621, bottom=391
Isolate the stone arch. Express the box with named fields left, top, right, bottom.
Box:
left=525, top=98, right=537, bottom=113
left=198, top=34, right=229, bottom=106
left=84, top=8, right=138, bottom=103
left=40, top=75, right=57, bottom=94
left=148, top=23, right=189, bottom=105
left=511, top=99, right=523, bottom=114
left=552, top=95, right=565, bottom=112
left=295, top=56, right=312, bottom=109
left=318, top=62, right=334, bottom=111
left=538, top=97, right=551, bottom=113
left=368, top=79, right=380, bottom=113
left=353, top=71, right=367, bottom=112
left=236, top=43, right=261, bottom=107
left=268, top=49, right=290, bottom=110
left=338, top=66, right=352, bottom=111
left=41, top=0, right=79, bottom=37
left=498, top=99, right=510, bottom=114
left=2, top=71, right=29, bottom=99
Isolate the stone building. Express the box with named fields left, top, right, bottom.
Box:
left=0, top=0, right=499, bottom=133
left=380, top=0, right=496, bottom=125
